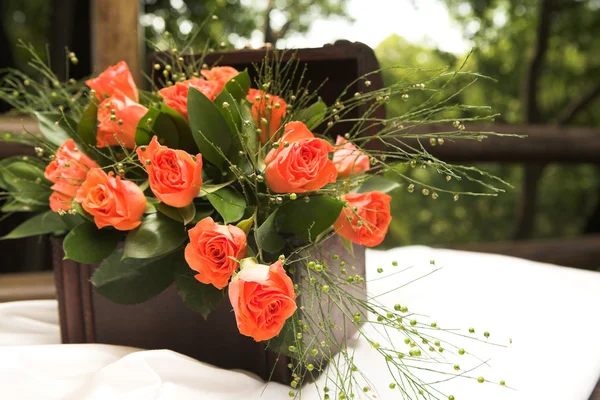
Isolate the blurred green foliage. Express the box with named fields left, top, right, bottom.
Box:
left=376, top=1, right=600, bottom=248
left=142, top=0, right=351, bottom=49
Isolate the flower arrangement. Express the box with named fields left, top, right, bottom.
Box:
left=0, top=39, right=511, bottom=399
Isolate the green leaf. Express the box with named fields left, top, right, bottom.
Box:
left=156, top=202, right=196, bottom=225
left=73, top=201, right=94, bottom=221
left=91, top=248, right=178, bottom=305
left=294, top=97, right=328, bottom=130
left=198, top=180, right=234, bottom=197
left=77, top=101, right=98, bottom=146
left=1, top=211, right=69, bottom=240
left=0, top=199, right=47, bottom=213
left=236, top=216, right=254, bottom=235
left=213, top=70, right=251, bottom=135
left=222, top=69, right=250, bottom=101
left=0, top=157, right=52, bottom=206
left=63, top=223, right=122, bottom=264
left=175, top=274, right=226, bottom=319
left=135, top=105, right=180, bottom=149
left=355, top=176, right=401, bottom=194
left=123, top=212, right=187, bottom=259
left=276, top=196, right=345, bottom=242
left=35, top=112, right=77, bottom=146
left=206, top=187, right=246, bottom=224
left=214, top=91, right=242, bottom=135
left=255, top=212, right=285, bottom=254
left=160, top=104, right=197, bottom=153
left=187, top=87, right=231, bottom=168
left=191, top=204, right=214, bottom=224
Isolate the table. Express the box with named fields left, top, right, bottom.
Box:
left=1, top=246, right=599, bottom=400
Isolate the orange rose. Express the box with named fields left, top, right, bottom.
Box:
left=86, top=61, right=139, bottom=102
left=75, top=168, right=146, bottom=231
left=49, top=191, right=74, bottom=213
left=44, top=139, right=99, bottom=212
left=334, top=191, right=392, bottom=247
left=333, top=136, right=370, bottom=178
left=136, top=136, right=202, bottom=208
left=201, top=66, right=239, bottom=91
left=264, top=121, right=337, bottom=193
left=158, top=78, right=221, bottom=120
left=228, top=259, right=296, bottom=341
left=184, top=217, right=247, bottom=289
left=96, top=93, right=148, bottom=148
left=247, top=89, right=287, bottom=143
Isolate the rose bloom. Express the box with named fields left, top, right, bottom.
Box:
left=228, top=259, right=296, bottom=342
left=201, top=66, right=239, bottom=91
left=264, top=121, right=337, bottom=193
left=247, top=89, right=287, bottom=143
left=333, top=136, right=370, bottom=178
left=96, top=93, right=147, bottom=148
left=75, top=168, right=146, bottom=231
left=158, top=78, right=221, bottom=120
left=334, top=191, right=392, bottom=247
left=184, top=217, right=247, bottom=290
left=86, top=61, right=139, bottom=102
left=136, top=136, right=203, bottom=208
left=44, top=139, right=99, bottom=212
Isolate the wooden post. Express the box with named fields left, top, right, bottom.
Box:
left=91, top=0, right=141, bottom=84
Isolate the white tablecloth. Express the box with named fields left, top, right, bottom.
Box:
left=1, top=246, right=599, bottom=400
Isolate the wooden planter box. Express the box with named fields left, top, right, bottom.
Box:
left=53, top=42, right=382, bottom=384
left=52, top=236, right=365, bottom=384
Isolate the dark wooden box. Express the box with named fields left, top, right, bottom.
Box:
left=53, top=236, right=366, bottom=384
left=53, top=42, right=382, bottom=384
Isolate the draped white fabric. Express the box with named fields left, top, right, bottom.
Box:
left=1, top=246, right=599, bottom=400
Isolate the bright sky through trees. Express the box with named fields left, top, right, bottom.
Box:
left=278, top=0, right=470, bottom=53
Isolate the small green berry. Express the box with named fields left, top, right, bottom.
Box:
left=469, top=327, right=475, bottom=333
left=477, top=377, right=484, bottom=383
left=500, top=380, right=506, bottom=386
left=458, top=348, right=465, bottom=355
left=484, top=331, right=490, bottom=338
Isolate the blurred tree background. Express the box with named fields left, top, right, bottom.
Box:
left=2, top=0, right=599, bottom=248
left=378, top=0, right=600, bottom=247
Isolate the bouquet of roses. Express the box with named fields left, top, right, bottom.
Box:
left=0, top=41, right=509, bottom=399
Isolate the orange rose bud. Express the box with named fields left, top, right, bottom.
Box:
left=44, top=139, right=99, bottom=212
left=75, top=168, right=146, bottom=231
left=201, top=66, right=239, bottom=92
left=49, top=191, right=75, bottom=213
left=264, top=121, right=337, bottom=193
left=247, top=89, right=287, bottom=143
left=158, top=78, right=221, bottom=120
left=96, top=92, right=148, bottom=149
left=184, top=217, right=248, bottom=290
left=334, top=191, right=392, bottom=247
left=228, top=259, right=297, bottom=342
left=136, top=136, right=203, bottom=208
left=333, top=136, right=370, bottom=178
left=86, top=61, right=139, bottom=102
